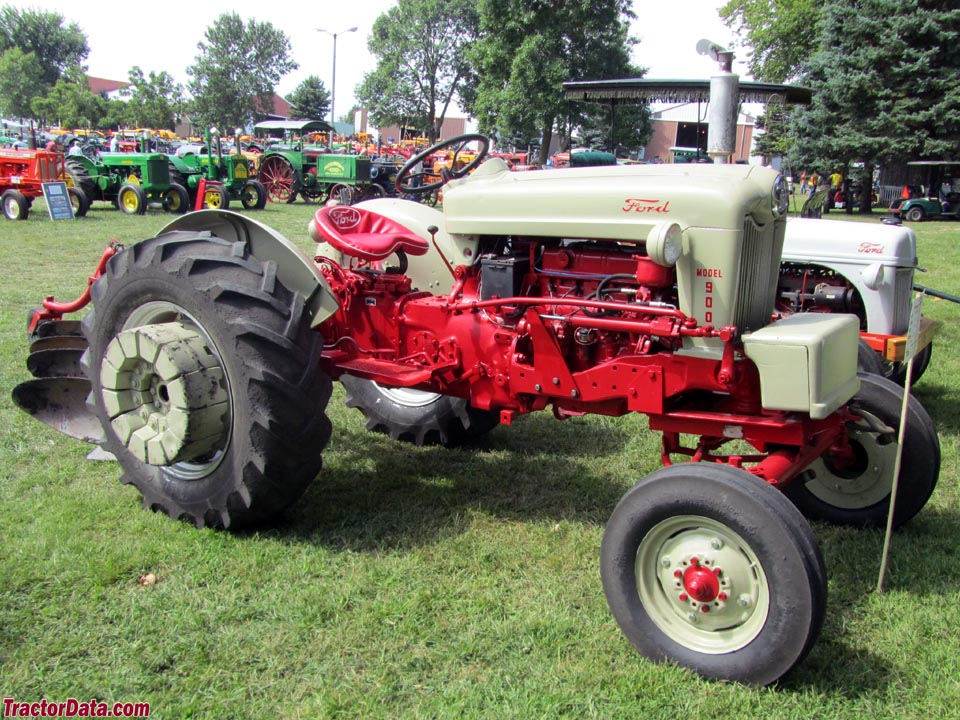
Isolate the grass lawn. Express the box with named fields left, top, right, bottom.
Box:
left=1, top=198, right=958, bottom=719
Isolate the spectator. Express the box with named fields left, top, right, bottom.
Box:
left=109, top=134, right=119, bottom=153
left=67, top=138, right=84, bottom=156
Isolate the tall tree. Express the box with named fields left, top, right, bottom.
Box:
left=469, top=0, right=639, bottom=165
left=187, top=13, right=297, bottom=131
left=357, top=0, right=479, bottom=142
left=0, top=47, right=44, bottom=119
left=30, top=66, right=105, bottom=128
left=0, top=6, right=88, bottom=88
left=790, top=0, right=960, bottom=211
left=720, top=0, right=821, bottom=82
left=121, top=67, right=185, bottom=130
left=285, top=76, right=330, bottom=120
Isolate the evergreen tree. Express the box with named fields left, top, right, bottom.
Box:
left=285, top=76, right=331, bottom=120
left=791, top=0, right=960, bottom=210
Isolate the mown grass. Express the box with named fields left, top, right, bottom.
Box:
left=1, top=198, right=959, bottom=719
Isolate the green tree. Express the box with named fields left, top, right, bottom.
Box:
left=285, top=76, right=330, bottom=120
left=0, top=6, right=88, bottom=88
left=720, top=0, right=822, bottom=82
left=358, top=0, right=479, bottom=142
left=187, top=13, right=297, bottom=131
left=790, top=0, right=960, bottom=211
left=30, top=66, right=105, bottom=128
left=121, top=66, right=185, bottom=129
left=469, top=0, right=639, bottom=165
left=0, top=47, right=44, bottom=118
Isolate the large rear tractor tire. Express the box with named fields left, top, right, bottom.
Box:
left=601, top=464, right=826, bottom=685
left=340, top=375, right=499, bottom=447
left=65, top=157, right=98, bottom=201
left=80, top=232, right=333, bottom=528
left=786, top=372, right=939, bottom=528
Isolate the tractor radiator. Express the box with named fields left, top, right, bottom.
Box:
left=733, top=216, right=782, bottom=334
left=892, top=267, right=914, bottom=335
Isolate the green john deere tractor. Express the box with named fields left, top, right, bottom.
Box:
left=254, top=119, right=372, bottom=205
left=167, top=128, right=266, bottom=210
left=65, top=148, right=188, bottom=215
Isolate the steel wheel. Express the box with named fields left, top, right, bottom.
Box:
left=327, top=184, right=354, bottom=206
left=258, top=155, right=299, bottom=203
left=601, top=464, right=826, bottom=685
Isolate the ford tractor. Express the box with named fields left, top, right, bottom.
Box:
left=13, top=134, right=940, bottom=686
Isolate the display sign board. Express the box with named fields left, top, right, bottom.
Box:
left=42, top=182, right=75, bottom=221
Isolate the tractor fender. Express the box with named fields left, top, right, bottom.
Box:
left=318, top=198, right=479, bottom=294
left=158, top=210, right=339, bottom=327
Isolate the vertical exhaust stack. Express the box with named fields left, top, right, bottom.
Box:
left=697, top=39, right=739, bottom=164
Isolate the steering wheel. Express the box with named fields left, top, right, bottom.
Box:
left=395, top=133, right=490, bottom=195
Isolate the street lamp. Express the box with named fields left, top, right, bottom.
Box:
left=317, top=26, right=358, bottom=150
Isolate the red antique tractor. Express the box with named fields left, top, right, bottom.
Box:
left=0, top=148, right=89, bottom=219
left=12, top=135, right=940, bottom=685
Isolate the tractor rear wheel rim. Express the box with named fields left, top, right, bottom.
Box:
left=637, top=515, right=769, bottom=654
left=111, top=301, right=233, bottom=481
left=800, top=410, right=896, bottom=509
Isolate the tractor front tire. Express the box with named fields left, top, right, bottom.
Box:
left=163, top=183, right=190, bottom=214
left=340, top=375, right=499, bottom=447
left=80, top=232, right=333, bottom=528
left=118, top=184, right=147, bottom=215
left=601, top=464, right=826, bottom=685
left=202, top=184, right=230, bottom=210
left=241, top=180, right=267, bottom=210
left=2, top=189, right=29, bottom=220
left=67, top=187, right=90, bottom=217
left=787, top=372, right=939, bottom=528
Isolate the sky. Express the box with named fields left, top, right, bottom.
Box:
left=10, top=0, right=748, bottom=116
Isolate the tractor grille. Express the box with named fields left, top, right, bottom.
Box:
left=892, top=267, right=914, bottom=334
left=733, top=216, right=781, bottom=333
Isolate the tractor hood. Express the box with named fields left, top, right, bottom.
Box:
left=783, top=218, right=918, bottom=267
left=441, top=160, right=784, bottom=240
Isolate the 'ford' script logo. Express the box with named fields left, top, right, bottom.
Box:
left=623, top=198, right=671, bottom=213
left=329, top=206, right=362, bottom=229
left=858, top=242, right=884, bottom=254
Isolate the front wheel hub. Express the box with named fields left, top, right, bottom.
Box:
left=100, top=322, right=228, bottom=465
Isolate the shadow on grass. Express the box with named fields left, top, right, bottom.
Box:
left=265, top=411, right=636, bottom=551
left=780, top=507, right=960, bottom=695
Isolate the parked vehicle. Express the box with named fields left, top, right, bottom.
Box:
left=1, top=148, right=89, bottom=219
left=255, top=119, right=373, bottom=205
left=167, top=128, right=266, bottom=210
left=888, top=193, right=960, bottom=222
left=64, top=150, right=184, bottom=215
left=13, top=135, right=940, bottom=686
left=780, top=218, right=934, bottom=383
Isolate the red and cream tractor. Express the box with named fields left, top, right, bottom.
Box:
left=13, top=134, right=939, bottom=685
left=1, top=147, right=90, bottom=219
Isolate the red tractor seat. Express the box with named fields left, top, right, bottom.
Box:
left=313, top=205, right=429, bottom=262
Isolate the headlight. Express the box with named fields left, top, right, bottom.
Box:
left=646, top=222, right=683, bottom=267
left=772, top=174, right=790, bottom=217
